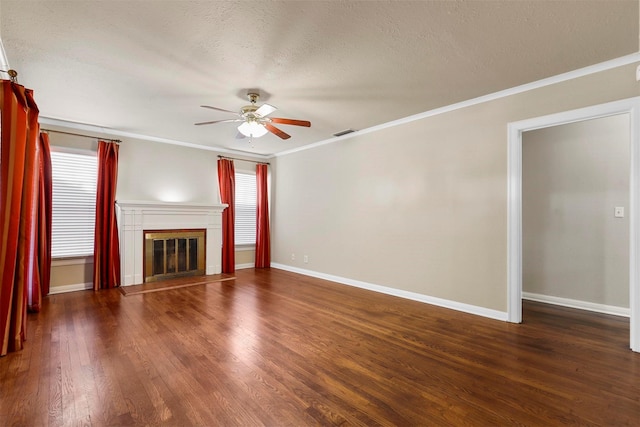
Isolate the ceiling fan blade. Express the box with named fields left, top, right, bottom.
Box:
left=194, top=119, right=241, bottom=126
left=255, top=103, right=277, bottom=117
left=270, top=118, right=311, bottom=127
left=265, top=123, right=291, bottom=140
left=200, top=105, right=239, bottom=115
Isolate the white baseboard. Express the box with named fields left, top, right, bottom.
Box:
left=235, top=263, right=255, bottom=270
left=271, top=263, right=508, bottom=321
left=523, top=292, right=630, bottom=317
left=48, top=282, right=93, bottom=294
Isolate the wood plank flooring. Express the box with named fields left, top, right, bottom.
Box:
left=1, top=268, right=639, bottom=426
left=119, top=274, right=236, bottom=296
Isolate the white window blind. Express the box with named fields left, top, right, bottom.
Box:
left=235, top=171, right=256, bottom=245
left=50, top=149, right=98, bottom=258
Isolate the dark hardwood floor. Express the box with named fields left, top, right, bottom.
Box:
left=1, top=268, right=639, bottom=426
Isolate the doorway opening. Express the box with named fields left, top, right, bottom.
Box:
left=507, top=97, right=640, bottom=352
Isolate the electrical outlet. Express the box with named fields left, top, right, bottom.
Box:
left=291, top=253, right=295, bottom=261
left=304, top=255, right=308, bottom=263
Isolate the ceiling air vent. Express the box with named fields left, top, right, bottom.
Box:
left=333, top=129, right=356, bottom=137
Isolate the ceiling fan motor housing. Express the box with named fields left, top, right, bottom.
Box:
left=241, top=105, right=259, bottom=119
left=242, top=92, right=262, bottom=121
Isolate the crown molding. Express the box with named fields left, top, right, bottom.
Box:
left=276, top=52, right=640, bottom=157
left=38, top=116, right=274, bottom=160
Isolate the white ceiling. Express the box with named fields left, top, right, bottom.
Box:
left=1, top=1, right=638, bottom=157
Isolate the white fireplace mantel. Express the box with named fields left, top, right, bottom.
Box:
left=115, top=200, right=227, bottom=286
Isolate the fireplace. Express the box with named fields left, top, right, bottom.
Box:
left=116, top=201, right=227, bottom=286
left=144, top=229, right=206, bottom=282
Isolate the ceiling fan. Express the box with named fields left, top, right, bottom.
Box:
left=195, top=92, right=311, bottom=140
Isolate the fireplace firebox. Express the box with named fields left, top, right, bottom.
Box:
left=143, top=229, right=205, bottom=282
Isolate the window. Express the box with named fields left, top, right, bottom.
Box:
left=235, top=171, right=256, bottom=246
left=50, top=149, right=98, bottom=258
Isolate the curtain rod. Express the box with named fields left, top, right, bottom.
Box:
left=41, top=128, right=121, bottom=144
left=0, top=69, right=18, bottom=83
left=218, top=155, right=269, bottom=165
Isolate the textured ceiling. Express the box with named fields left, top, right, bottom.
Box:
left=1, top=1, right=638, bottom=156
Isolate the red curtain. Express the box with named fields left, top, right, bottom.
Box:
left=255, top=164, right=270, bottom=268
left=93, top=141, right=121, bottom=290
left=217, top=158, right=235, bottom=273
left=0, top=80, right=41, bottom=355
left=29, top=132, right=53, bottom=311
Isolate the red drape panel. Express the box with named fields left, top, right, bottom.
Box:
left=0, top=80, right=40, bottom=355
left=36, top=133, right=53, bottom=300
left=28, top=132, right=52, bottom=311
left=217, top=159, right=235, bottom=273
left=93, top=141, right=121, bottom=290
left=255, top=164, right=270, bottom=268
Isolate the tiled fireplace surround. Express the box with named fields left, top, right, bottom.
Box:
left=115, top=201, right=227, bottom=286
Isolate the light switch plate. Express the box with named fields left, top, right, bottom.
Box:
left=615, top=207, right=625, bottom=218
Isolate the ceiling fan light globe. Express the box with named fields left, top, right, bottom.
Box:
left=238, top=121, right=268, bottom=138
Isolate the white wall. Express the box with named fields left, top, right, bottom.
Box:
left=116, top=138, right=220, bottom=203
left=271, top=62, right=639, bottom=313
left=522, top=115, right=630, bottom=308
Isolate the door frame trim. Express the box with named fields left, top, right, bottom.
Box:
left=507, top=97, right=640, bottom=352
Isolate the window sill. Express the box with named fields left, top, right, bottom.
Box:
left=52, top=256, right=94, bottom=267
left=235, top=244, right=256, bottom=252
